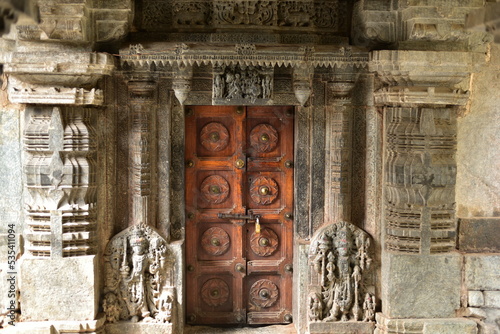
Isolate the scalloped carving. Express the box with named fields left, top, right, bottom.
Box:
left=201, top=227, right=231, bottom=256
left=250, top=123, right=279, bottom=153
left=200, top=175, right=230, bottom=204
left=250, top=176, right=279, bottom=205
left=200, top=122, right=230, bottom=152
left=250, top=279, right=279, bottom=308
left=250, top=227, right=279, bottom=257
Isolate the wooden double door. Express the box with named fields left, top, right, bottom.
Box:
left=185, top=106, right=294, bottom=325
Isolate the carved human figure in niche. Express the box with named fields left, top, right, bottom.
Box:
left=363, top=293, right=375, bottom=322
left=103, top=224, right=175, bottom=324
left=309, top=292, right=323, bottom=322
left=309, top=221, right=375, bottom=323
left=213, top=75, right=225, bottom=98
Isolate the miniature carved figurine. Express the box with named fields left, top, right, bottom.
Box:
left=213, top=64, right=272, bottom=102
left=103, top=224, right=174, bottom=324
left=309, top=221, right=375, bottom=323
left=363, top=293, right=375, bottom=322
left=309, top=293, right=323, bottom=322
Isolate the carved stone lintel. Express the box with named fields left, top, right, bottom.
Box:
left=104, top=224, right=175, bottom=324
left=374, top=87, right=469, bottom=107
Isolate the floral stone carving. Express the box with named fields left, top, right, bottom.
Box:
left=308, top=221, right=375, bottom=323
left=103, top=224, right=175, bottom=323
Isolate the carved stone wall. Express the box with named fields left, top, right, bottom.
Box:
left=384, top=107, right=457, bottom=255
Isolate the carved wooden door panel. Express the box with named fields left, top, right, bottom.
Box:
left=185, top=106, right=294, bottom=325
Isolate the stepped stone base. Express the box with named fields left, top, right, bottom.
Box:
left=309, top=321, right=375, bottom=334
left=4, top=317, right=105, bottom=334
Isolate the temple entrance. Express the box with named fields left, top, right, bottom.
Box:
left=185, top=106, right=294, bottom=325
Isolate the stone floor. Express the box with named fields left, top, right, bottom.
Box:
left=184, top=324, right=297, bottom=334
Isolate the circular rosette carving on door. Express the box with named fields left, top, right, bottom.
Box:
left=200, top=122, right=230, bottom=152
left=250, top=279, right=279, bottom=308
left=201, top=227, right=230, bottom=256
left=250, top=123, right=278, bottom=153
left=250, top=228, right=279, bottom=257
left=201, top=278, right=230, bottom=307
left=250, top=176, right=279, bottom=205
left=200, top=175, right=230, bottom=204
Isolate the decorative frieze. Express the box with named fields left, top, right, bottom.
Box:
left=308, top=222, right=375, bottom=327
left=384, top=107, right=457, bottom=254
left=103, top=223, right=176, bottom=325
left=120, top=43, right=368, bottom=70
left=212, top=64, right=273, bottom=104
left=141, top=0, right=349, bottom=33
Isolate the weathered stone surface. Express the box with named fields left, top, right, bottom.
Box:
left=375, top=313, right=478, bottom=334
left=20, top=256, right=98, bottom=321
left=457, top=44, right=500, bottom=219
left=459, top=219, right=500, bottom=253
left=469, top=291, right=485, bottom=307
left=484, top=291, right=500, bottom=309
left=105, top=322, right=174, bottom=334
left=381, top=252, right=462, bottom=318
left=5, top=317, right=105, bottom=334
left=309, top=321, right=375, bottom=334
left=465, top=255, right=500, bottom=291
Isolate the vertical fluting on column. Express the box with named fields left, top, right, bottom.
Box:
left=126, top=79, right=158, bottom=227
left=325, top=82, right=354, bottom=224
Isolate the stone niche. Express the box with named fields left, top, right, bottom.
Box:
left=307, top=221, right=376, bottom=334
left=103, top=223, right=178, bottom=333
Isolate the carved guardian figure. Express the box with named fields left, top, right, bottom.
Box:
left=103, top=224, right=175, bottom=324
left=309, top=221, right=375, bottom=323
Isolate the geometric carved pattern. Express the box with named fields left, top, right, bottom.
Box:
left=385, top=107, right=457, bottom=254
left=200, top=175, right=230, bottom=204
left=250, top=228, right=279, bottom=257
left=250, top=176, right=279, bottom=205
left=250, top=123, right=279, bottom=153
left=201, top=278, right=230, bottom=307
left=200, top=122, right=230, bottom=152
left=250, top=279, right=279, bottom=308
left=201, top=227, right=231, bottom=256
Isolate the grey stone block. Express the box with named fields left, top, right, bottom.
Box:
left=309, top=321, right=375, bottom=334
left=459, top=219, right=500, bottom=253
left=105, top=322, right=174, bottom=334
left=484, top=291, right=500, bottom=309
left=465, top=255, right=500, bottom=291
left=375, top=313, right=478, bottom=334
left=469, top=291, right=485, bottom=307
left=381, top=252, right=462, bottom=318
left=20, top=255, right=98, bottom=321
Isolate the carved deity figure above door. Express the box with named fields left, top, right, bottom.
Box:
left=185, top=105, right=294, bottom=325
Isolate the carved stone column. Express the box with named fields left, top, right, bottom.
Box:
left=371, top=50, right=481, bottom=333
left=126, top=79, right=158, bottom=228
left=325, top=81, right=355, bottom=224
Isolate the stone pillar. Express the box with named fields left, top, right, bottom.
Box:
left=371, top=50, right=480, bottom=334
left=126, top=78, right=158, bottom=228
left=325, top=81, right=355, bottom=224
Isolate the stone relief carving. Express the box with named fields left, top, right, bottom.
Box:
left=213, top=1, right=276, bottom=26
left=104, top=224, right=175, bottom=323
left=24, top=106, right=97, bottom=257
left=385, top=108, right=457, bottom=254
left=308, top=221, right=375, bottom=323
left=213, top=64, right=273, bottom=104
left=173, top=2, right=210, bottom=26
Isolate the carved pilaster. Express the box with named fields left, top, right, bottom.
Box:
left=24, top=106, right=97, bottom=258
left=126, top=79, right=158, bottom=227
left=325, top=81, right=354, bottom=224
